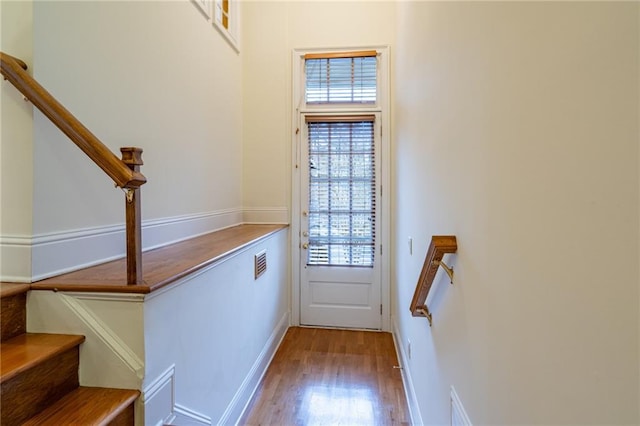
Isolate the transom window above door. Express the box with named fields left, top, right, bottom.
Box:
left=304, top=51, right=377, bottom=105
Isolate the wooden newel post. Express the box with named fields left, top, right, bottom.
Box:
left=121, top=147, right=144, bottom=285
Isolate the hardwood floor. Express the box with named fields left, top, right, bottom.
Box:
left=241, top=327, right=410, bottom=426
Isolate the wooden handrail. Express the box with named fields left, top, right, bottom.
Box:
left=0, top=52, right=146, bottom=189
left=410, top=235, right=458, bottom=326
left=2, top=51, right=146, bottom=285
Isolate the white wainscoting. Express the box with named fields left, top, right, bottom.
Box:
left=219, top=312, right=289, bottom=425
left=26, top=208, right=243, bottom=281
left=172, top=404, right=213, bottom=426
left=2, top=207, right=293, bottom=282
left=0, top=235, right=32, bottom=282
left=142, top=227, right=289, bottom=425
left=140, top=365, right=215, bottom=426
left=141, top=365, right=177, bottom=426
left=142, top=316, right=289, bottom=426
left=242, top=207, right=289, bottom=225
left=24, top=223, right=289, bottom=426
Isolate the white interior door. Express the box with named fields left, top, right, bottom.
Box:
left=299, top=115, right=381, bottom=330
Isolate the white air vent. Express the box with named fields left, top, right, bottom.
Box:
left=254, top=250, right=267, bottom=279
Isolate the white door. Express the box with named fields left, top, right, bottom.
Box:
left=299, top=115, right=381, bottom=329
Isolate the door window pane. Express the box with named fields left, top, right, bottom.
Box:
left=307, top=120, right=375, bottom=266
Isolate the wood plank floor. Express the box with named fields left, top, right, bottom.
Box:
left=241, top=327, right=410, bottom=426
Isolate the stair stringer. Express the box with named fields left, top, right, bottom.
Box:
left=27, top=290, right=144, bottom=390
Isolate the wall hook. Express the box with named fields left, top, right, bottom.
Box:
left=432, top=260, right=454, bottom=284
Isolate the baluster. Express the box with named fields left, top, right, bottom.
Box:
left=121, top=147, right=144, bottom=285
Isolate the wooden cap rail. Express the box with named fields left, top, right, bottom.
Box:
left=2, top=51, right=146, bottom=285
left=0, top=52, right=146, bottom=189
left=409, top=235, right=458, bottom=326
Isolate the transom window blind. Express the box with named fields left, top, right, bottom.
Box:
left=307, top=117, right=376, bottom=267
left=305, top=52, right=377, bottom=104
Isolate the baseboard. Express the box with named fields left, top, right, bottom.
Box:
left=218, top=311, right=290, bottom=426
left=243, top=207, right=288, bottom=224
left=0, top=235, right=31, bottom=282
left=392, top=317, right=424, bottom=426
left=25, top=208, right=243, bottom=282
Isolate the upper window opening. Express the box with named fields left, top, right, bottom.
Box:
left=213, top=0, right=238, bottom=52
left=215, top=0, right=230, bottom=30
left=191, top=0, right=239, bottom=52
left=305, top=52, right=377, bottom=105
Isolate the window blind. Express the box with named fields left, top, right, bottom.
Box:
left=307, top=119, right=376, bottom=266
left=305, top=55, right=377, bottom=104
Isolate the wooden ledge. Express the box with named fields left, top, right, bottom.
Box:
left=31, top=224, right=288, bottom=294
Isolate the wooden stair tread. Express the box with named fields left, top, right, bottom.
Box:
left=22, top=386, right=140, bottom=425
left=1, top=333, right=85, bottom=383
left=0, top=282, right=30, bottom=298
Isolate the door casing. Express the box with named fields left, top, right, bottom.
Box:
left=290, top=46, right=391, bottom=331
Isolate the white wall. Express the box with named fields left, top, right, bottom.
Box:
left=393, top=2, right=639, bottom=425
left=143, top=228, right=289, bottom=425
left=26, top=228, right=289, bottom=426
left=5, top=0, right=396, bottom=277
left=241, top=0, right=396, bottom=224
left=27, top=290, right=145, bottom=391
left=21, top=1, right=243, bottom=279
left=0, top=0, right=34, bottom=281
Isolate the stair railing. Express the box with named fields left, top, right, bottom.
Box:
left=410, top=235, right=457, bottom=326
left=1, top=51, right=146, bottom=285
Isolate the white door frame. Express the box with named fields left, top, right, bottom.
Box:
left=290, top=46, right=391, bottom=331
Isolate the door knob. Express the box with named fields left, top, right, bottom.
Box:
left=302, top=231, right=309, bottom=237
left=302, top=211, right=308, bottom=217
left=302, top=243, right=309, bottom=249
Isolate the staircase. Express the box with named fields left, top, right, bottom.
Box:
left=0, top=283, right=139, bottom=425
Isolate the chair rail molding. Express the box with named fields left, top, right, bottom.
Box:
left=25, top=208, right=243, bottom=282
